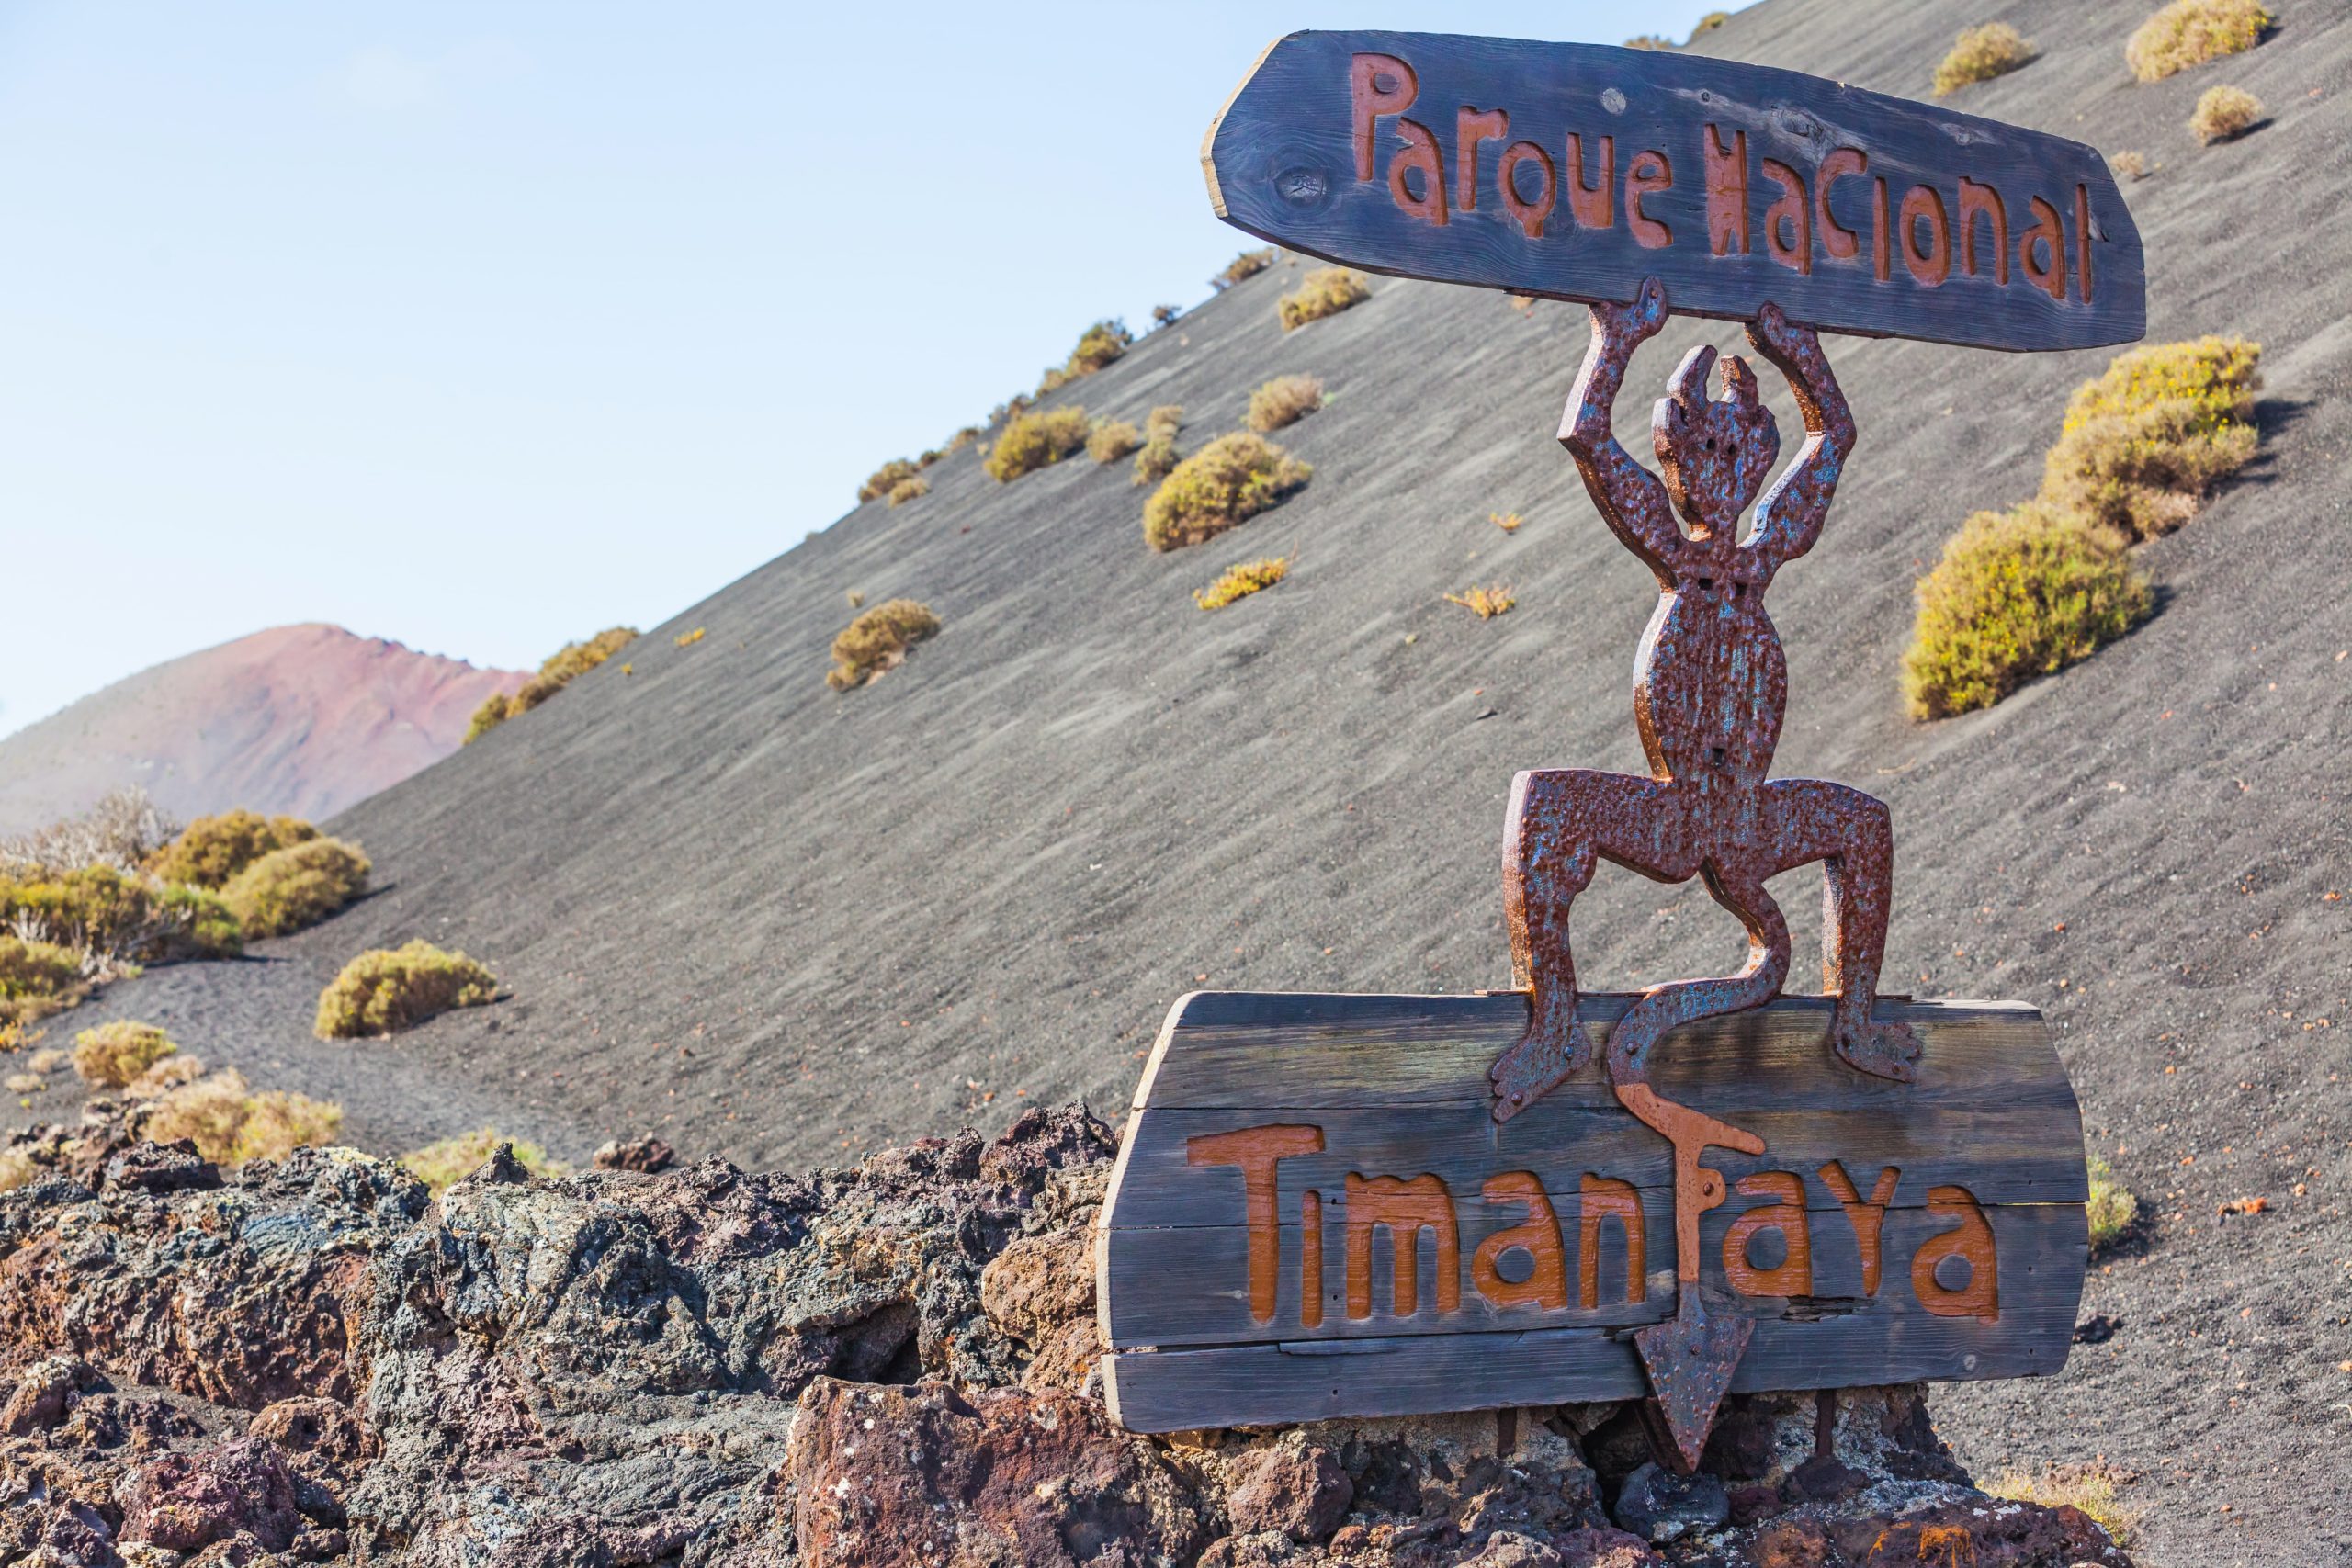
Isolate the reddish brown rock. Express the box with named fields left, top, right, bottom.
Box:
left=786, top=1377, right=1210, bottom=1568
left=118, top=1433, right=300, bottom=1553
left=1224, top=1436, right=1353, bottom=1542
left=592, top=1133, right=676, bottom=1172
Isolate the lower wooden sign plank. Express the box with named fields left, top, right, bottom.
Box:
left=1101, top=1275, right=2080, bottom=1433
left=1102, top=1190, right=2085, bottom=1349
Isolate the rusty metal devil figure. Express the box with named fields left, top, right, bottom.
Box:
left=1487, top=276, right=1921, bottom=1467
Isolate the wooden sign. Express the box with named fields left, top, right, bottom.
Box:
left=1203, top=31, right=2144, bottom=352
left=1097, top=992, right=2087, bottom=1434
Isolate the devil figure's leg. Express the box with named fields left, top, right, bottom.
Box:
left=1494, top=769, right=1692, bottom=1121
left=1754, top=777, right=1921, bottom=1081
left=1605, top=863, right=1792, bottom=1089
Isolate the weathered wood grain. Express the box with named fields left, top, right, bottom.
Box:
left=1204, top=31, right=2143, bottom=352
left=1102, top=1190, right=2085, bottom=1348
left=1102, top=1262, right=2081, bottom=1431
left=1131, top=991, right=2045, bottom=1110
left=1098, top=992, right=2086, bottom=1429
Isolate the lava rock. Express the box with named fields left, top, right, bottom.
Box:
left=1222, top=1435, right=1353, bottom=1541
left=593, top=1133, right=676, bottom=1172
left=118, top=1433, right=301, bottom=1553
left=1611, top=1461, right=1729, bottom=1543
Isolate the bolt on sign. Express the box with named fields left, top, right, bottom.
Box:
left=1199, top=31, right=2143, bottom=351
left=1098, top=32, right=2143, bottom=1469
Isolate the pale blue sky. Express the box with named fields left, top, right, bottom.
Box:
left=0, top=2, right=1741, bottom=737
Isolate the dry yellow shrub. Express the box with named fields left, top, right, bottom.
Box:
left=1932, top=23, right=2035, bottom=95
left=1194, top=558, right=1290, bottom=611
left=1277, top=269, right=1370, bottom=332
left=827, top=599, right=942, bottom=691
left=2126, top=0, right=2269, bottom=81
left=1247, top=375, right=1326, bottom=434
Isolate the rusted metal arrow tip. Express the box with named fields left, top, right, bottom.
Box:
left=1634, top=1283, right=1752, bottom=1473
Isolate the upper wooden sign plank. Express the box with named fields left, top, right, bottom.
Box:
left=1204, top=31, right=2145, bottom=352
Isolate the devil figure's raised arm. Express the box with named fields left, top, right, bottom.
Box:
left=1557, top=276, right=1687, bottom=586
left=1739, top=301, right=1857, bottom=574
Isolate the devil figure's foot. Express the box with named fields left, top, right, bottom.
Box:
left=1832, top=1012, right=1922, bottom=1082
left=1489, top=1004, right=1589, bottom=1122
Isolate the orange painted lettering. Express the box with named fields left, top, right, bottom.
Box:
left=1565, top=132, right=1613, bottom=229
left=1912, top=1185, right=1999, bottom=1322
left=1957, top=177, right=2009, bottom=285
left=1349, top=53, right=1419, bottom=183
left=1900, top=184, right=1951, bottom=287
left=2020, top=195, right=2066, bottom=300
left=1455, top=107, right=1508, bottom=212
left=1577, top=1174, right=1647, bottom=1308
left=1346, top=1172, right=1460, bottom=1318
left=1815, top=148, right=1866, bottom=262
left=1704, top=124, right=1748, bottom=255
left=1188, top=1123, right=1324, bottom=1324
left=2075, top=182, right=2094, bottom=303
left=1497, top=140, right=1556, bottom=239
left=1760, top=158, right=1811, bottom=275
left=1723, top=1170, right=1814, bottom=1296
left=1300, top=1188, right=1324, bottom=1327
left=1626, top=149, right=1673, bottom=249
left=1818, top=1160, right=1901, bottom=1295
left=1471, top=1171, right=1567, bottom=1310
left=1388, top=118, right=1449, bottom=226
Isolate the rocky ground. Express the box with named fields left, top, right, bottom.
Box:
left=9, top=4, right=2351, bottom=1562
left=0, top=1103, right=2127, bottom=1567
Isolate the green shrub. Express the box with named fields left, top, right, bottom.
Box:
left=2190, top=84, right=2262, bottom=141
left=984, top=406, right=1091, bottom=483
left=221, top=838, right=371, bottom=940
left=1902, top=505, right=2153, bottom=718
left=948, top=425, right=982, bottom=452
left=1278, top=268, right=1371, bottom=332
left=0, top=866, right=238, bottom=968
left=1038, top=320, right=1131, bottom=393
left=145, top=810, right=317, bottom=890
left=0, top=937, right=88, bottom=1026
left=887, top=475, right=930, bottom=507
left=2086, top=1155, right=2141, bottom=1252
left=141, top=1066, right=343, bottom=1166
left=400, top=1127, right=570, bottom=1196
left=1194, top=558, right=1289, bottom=611
left=1088, top=419, right=1143, bottom=464
left=1142, top=433, right=1312, bottom=552
left=1623, top=35, right=1675, bottom=51
left=2109, top=150, right=2150, bottom=181
left=465, top=626, right=639, bottom=743
left=315, top=941, right=497, bottom=1040
left=827, top=599, right=941, bottom=691
left=2040, top=336, right=2261, bottom=539
left=1132, top=406, right=1183, bottom=486
left=72, top=1020, right=176, bottom=1088
left=857, top=457, right=920, bottom=503
left=1933, top=23, right=2035, bottom=94
left=1210, top=248, right=1275, bottom=291
left=988, top=392, right=1033, bottom=428
left=1247, top=374, right=1326, bottom=433
left=1689, top=10, right=1732, bottom=37
left=1150, top=303, right=1182, bottom=330
left=2126, top=0, right=2269, bottom=81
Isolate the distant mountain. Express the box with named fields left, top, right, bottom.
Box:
left=0, top=624, right=526, bottom=834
